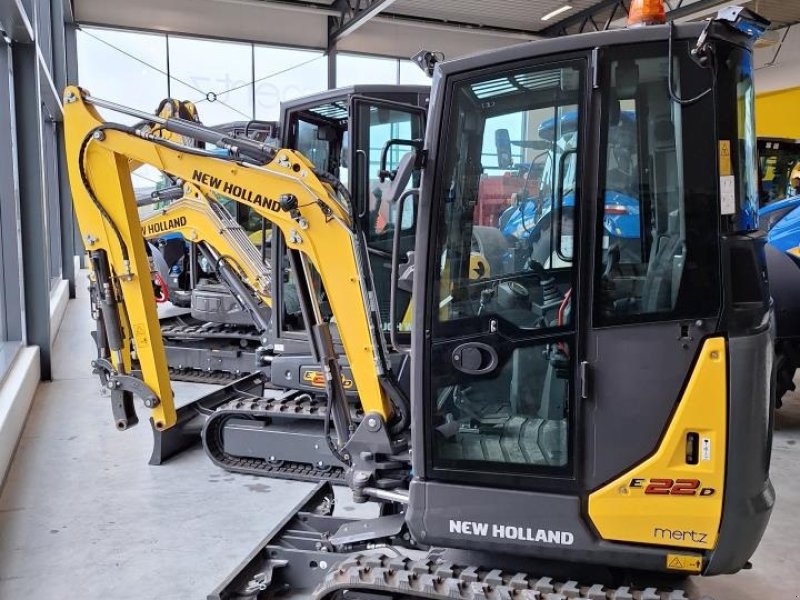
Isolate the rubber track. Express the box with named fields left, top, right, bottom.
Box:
left=312, top=554, right=692, bottom=600
left=161, top=317, right=261, bottom=382
left=202, top=397, right=350, bottom=484
left=160, top=318, right=261, bottom=342
left=167, top=367, right=242, bottom=384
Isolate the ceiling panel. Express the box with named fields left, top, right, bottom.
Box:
left=384, top=0, right=602, bottom=32
left=746, top=0, right=800, bottom=27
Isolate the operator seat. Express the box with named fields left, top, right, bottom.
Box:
left=640, top=210, right=684, bottom=313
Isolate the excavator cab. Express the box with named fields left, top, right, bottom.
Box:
left=266, top=87, right=427, bottom=392
left=209, top=8, right=775, bottom=599
left=404, top=12, right=772, bottom=577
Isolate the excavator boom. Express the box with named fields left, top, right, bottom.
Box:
left=64, top=86, right=395, bottom=436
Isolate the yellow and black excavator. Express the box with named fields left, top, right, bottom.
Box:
left=139, top=88, right=428, bottom=385
left=65, top=3, right=776, bottom=597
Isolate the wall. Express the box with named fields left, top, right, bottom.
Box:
left=0, top=0, right=76, bottom=485
left=0, top=0, right=76, bottom=381
left=756, top=86, right=800, bottom=140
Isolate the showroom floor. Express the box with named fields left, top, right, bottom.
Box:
left=0, top=276, right=799, bottom=599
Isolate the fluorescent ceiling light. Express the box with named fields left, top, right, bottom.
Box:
left=541, top=5, right=573, bottom=21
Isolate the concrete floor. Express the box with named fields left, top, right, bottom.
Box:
left=0, top=280, right=799, bottom=599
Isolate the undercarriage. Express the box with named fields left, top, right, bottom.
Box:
left=210, top=483, right=696, bottom=600
left=149, top=372, right=361, bottom=484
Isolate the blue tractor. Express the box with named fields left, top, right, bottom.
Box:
left=758, top=138, right=800, bottom=406
left=497, top=110, right=641, bottom=270
left=760, top=196, right=800, bottom=407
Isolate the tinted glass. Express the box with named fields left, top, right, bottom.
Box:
left=736, top=55, right=758, bottom=229
left=595, top=48, right=720, bottom=325
left=295, top=119, right=333, bottom=172
left=435, top=66, right=581, bottom=331
left=357, top=105, right=420, bottom=244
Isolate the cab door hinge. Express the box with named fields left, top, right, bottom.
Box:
left=579, top=360, right=591, bottom=399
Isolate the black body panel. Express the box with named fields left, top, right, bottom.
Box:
left=405, top=479, right=697, bottom=573
left=582, top=320, right=709, bottom=489
left=707, top=326, right=775, bottom=575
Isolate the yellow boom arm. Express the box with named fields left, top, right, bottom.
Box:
left=140, top=189, right=272, bottom=306
left=64, top=86, right=392, bottom=431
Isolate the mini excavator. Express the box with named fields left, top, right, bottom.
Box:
left=65, top=4, right=776, bottom=597
left=142, top=87, right=429, bottom=384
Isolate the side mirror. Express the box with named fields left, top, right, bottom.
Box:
left=614, top=60, right=639, bottom=98
left=378, top=138, right=423, bottom=182
left=495, top=129, right=513, bottom=169
left=340, top=130, right=350, bottom=169
left=317, top=125, right=337, bottom=142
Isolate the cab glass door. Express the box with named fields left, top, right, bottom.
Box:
left=351, top=97, right=425, bottom=336
left=426, top=60, right=586, bottom=485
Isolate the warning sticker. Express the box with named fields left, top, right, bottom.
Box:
left=666, top=553, right=703, bottom=573
left=720, top=175, right=736, bottom=215
left=132, top=323, right=149, bottom=347
left=719, top=140, right=732, bottom=177
left=702, top=438, right=712, bottom=461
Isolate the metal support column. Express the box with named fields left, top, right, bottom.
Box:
left=0, top=42, right=26, bottom=344
left=327, top=41, right=337, bottom=89
left=13, top=42, right=53, bottom=379
left=52, top=1, right=78, bottom=297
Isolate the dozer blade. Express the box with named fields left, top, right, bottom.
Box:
left=149, top=372, right=266, bottom=464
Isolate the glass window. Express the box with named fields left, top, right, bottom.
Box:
left=595, top=49, right=719, bottom=326
left=253, top=46, right=327, bottom=121
left=357, top=105, right=419, bottom=243
left=433, top=341, right=569, bottom=469
left=294, top=118, right=335, bottom=173
left=429, top=62, right=584, bottom=475
left=736, top=57, right=758, bottom=229
left=436, top=67, right=581, bottom=329
left=758, top=140, right=800, bottom=205
left=336, top=53, right=398, bottom=87
left=76, top=28, right=169, bottom=124
left=399, top=60, right=432, bottom=86
left=168, top=36, right=253, bottom=125
left=351, top=100, right=424, bottom=337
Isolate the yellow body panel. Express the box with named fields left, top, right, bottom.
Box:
left=140, top=193, right=272, bottom=305
left=64, top=86, right=392, bottom=429
left=588, top=337, right=727, bottom=551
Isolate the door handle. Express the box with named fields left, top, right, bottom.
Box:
left=452, top=342, right=499, bottom=375
left=580, top=360, right=590, bottom=399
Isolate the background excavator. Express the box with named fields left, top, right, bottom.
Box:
left=64, top=3, right=775, bottom=598
left=141, top=86, right=429, bottom=385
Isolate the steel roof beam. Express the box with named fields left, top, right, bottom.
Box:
left=329, top=0, right=399, bottom=47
